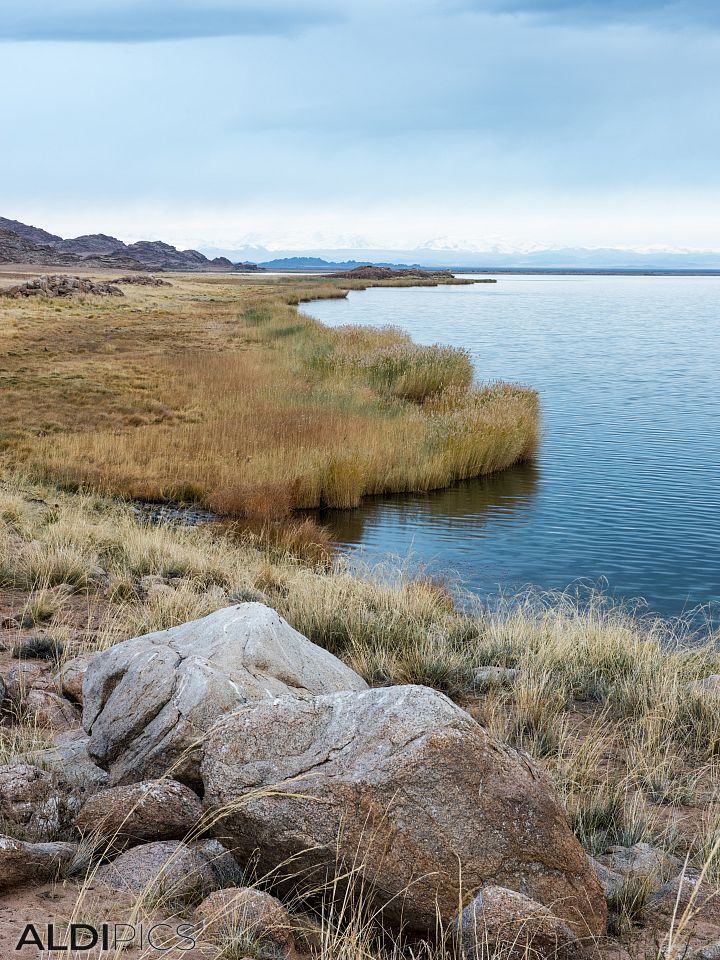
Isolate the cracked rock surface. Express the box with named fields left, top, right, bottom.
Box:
left=200, top=684, right=607, bottom=937
left=82, top=603, right=367, bottom=787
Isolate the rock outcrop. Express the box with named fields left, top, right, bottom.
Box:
left=110, top=274, right=172, bottom=286
left=82, top=604, right=368, bottom=787
left=200, top=684, right=606, bottom=936
left=0, top=217, right=260, bottom=272
left=1, top=274, right=124, bottom=298
left=332, top=265, right=454, bottom=281
left=0, top=229, right=147, bottom=271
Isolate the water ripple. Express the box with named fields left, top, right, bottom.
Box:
left=305, top=275, right=720, bottom=622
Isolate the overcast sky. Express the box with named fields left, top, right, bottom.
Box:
left=1, top=0, right=718, bottom=252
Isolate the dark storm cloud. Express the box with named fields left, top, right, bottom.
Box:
left=0, top=0, right=340, bottom=43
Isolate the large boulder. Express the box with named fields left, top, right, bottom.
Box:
left=82, top=604, right=367, bottom=788
left=200, top=685, right=606, bottom=937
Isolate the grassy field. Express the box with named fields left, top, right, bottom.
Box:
left=0, top=271, right=538, bottom=527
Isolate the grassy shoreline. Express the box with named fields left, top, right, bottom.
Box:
left=2, top=271, right=718, bottom=954
left=0, top=476, right=718, bottom=952
left=0, top=271, right=537, bottom=528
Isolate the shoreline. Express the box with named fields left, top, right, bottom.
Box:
left=1, top=268, right=719, bottom=957
left=0, top=474, right=718, bottom=958
left=1, top=268, right=538, bottom=530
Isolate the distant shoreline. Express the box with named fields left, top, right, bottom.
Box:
left=455, top=267, right=720, bottom=276
left=259, top=266, right=720, bottom=277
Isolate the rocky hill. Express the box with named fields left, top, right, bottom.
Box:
left=0, top=216, right=62, bottom=246
left=0, top=229, right=147, bottom=271
left=332, top=264, right=455, bottom=280
left=0, top=217, right=260, bottom=272
left=55, top=233, right=127, bottom=256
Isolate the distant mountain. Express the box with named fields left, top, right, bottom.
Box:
left=0, top=217, right=262, bottom=272
left=201, top=244, right=720, bottom=272
left=6, top=218, right=720, bottom=274
left=257, top=256, right=440, bottom=271
left=55, top=233, right=126, bottom=256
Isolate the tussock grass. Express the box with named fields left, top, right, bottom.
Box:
left=1, top=479, right=718, bottom=955
left=3, top=273, right=537, bottom=524
left=606, top=873, right=656, bottom=935
left=0, top=714, right=54, bottom=766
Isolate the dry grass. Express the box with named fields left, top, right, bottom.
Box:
left=0, top=480, right=719, bottom=957
left=0, top=271, right=537, bottom=522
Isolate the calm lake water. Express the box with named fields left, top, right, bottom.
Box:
left=304, top=275, right=720, bottom=624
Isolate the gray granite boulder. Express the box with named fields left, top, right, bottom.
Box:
left=82, top=604, right=367, bottom=788
left=201, top=684, right=606, bottom=937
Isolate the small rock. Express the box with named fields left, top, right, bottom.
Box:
left=688, top=675, right=720, bottom=697
left=52, top=583, right=78, bottom=598
left=25, top=689, right=81, bottom=730
left=195, top=887, right=298, bottom=956
left=227, top=588, right=271, bottom=606
left=97, top=839, right=242, bottom=899
left=54, top=653, right=94, bottom=704
left=598, top=842, right=676, bottom=890
left=645, top=874, right=720, bottom=927
left=0, top=836, right=79, bottom=891
left=139, top=575, right=171, bottom=595
left=589, top=856, right=624, bottom=901
left=472, top=665, right=518, bottom=689
left=0, top=763, right=75, bottom=840
left=690, top=944, right=720, bottom=960
left=456, top=885, right=592, bottom=960
left=75, top=779, right=204, bottom=847
left=3, top=660, right=53, bottom=701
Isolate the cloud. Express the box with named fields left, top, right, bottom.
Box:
left=0, top=0, right=339, bottom=43
left=457, top=0, right=720, bottom=28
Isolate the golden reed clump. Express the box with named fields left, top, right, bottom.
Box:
left=11, top=274, right=538, bottom=520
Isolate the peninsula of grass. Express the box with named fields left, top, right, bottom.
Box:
left=0, top=271, right=538, bottom=526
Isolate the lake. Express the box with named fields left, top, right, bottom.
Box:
left=304, top=275, right=720, bottom=625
